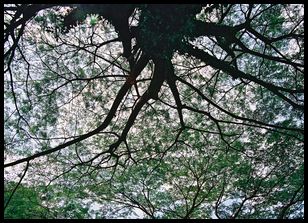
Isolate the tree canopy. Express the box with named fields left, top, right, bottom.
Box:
left=4, top=4, right=304, bottom=219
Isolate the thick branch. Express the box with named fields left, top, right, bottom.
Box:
left=4, top=54, right=149, bottom=168
left=166, top=64, right=185, bottom=127
left=4, top=83, right=129, bottom=168
left=109, top=57, right=168, bottom=153
left=193, top=20, right=246, bottom=38
left=179, top=44, right=304, bottom=111
left=177, top=76, right=303, bottom=134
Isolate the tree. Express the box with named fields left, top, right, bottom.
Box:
left=4, top=4, right=304, bottom=219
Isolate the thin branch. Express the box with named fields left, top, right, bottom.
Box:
left=4, top=161, right=30, bottom=210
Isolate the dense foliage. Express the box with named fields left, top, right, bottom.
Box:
left=4, top=4, right=304, bottom=219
